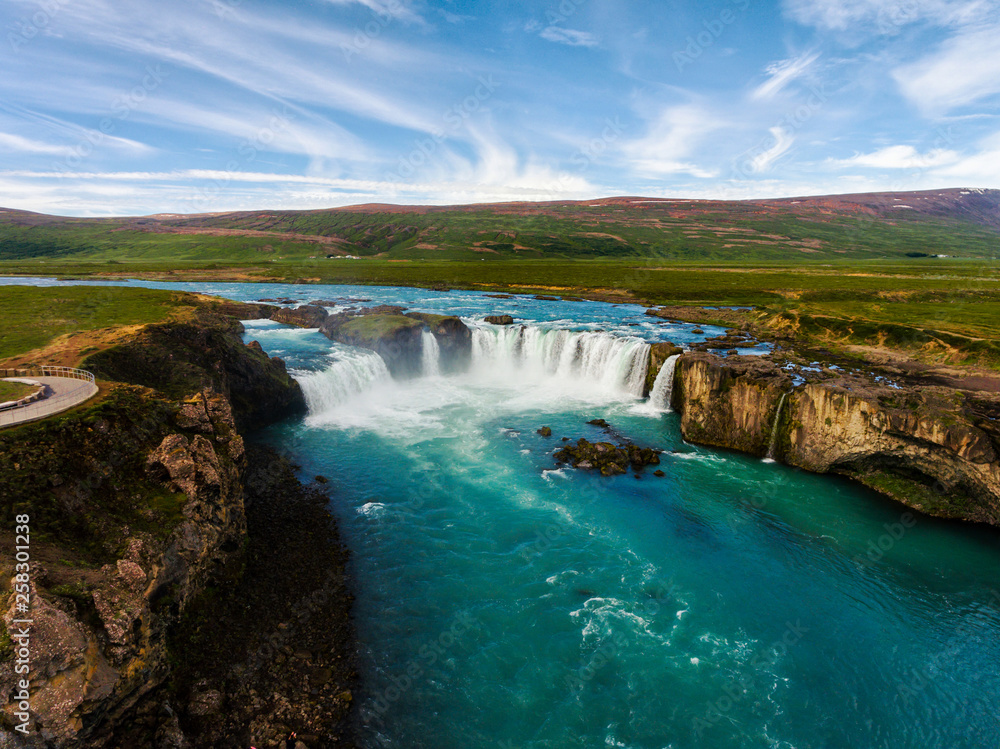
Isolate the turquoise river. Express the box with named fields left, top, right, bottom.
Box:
left=9, top=278, right=1000, bottom=749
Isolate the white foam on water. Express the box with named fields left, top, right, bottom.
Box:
left=359, top=502, right=386, bottom=518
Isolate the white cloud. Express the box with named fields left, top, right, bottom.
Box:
left=928, top=131, right=1000, bottom=182
left=893, top=24, right=1000, bottom=113
left=0, top=133, right=77, bottom=156
left=620, top=106, right=720, bottom=178
left=539, top=27, right=599, bottom=47
left=751, top=53, right=819, bottom=101
left=828, top=144, right=960, bottom=169
left=745, top=127, right=795, bottom=173
left=783, top=0, right=995, bottom=32
left=320, top=0, right=425, bottom=25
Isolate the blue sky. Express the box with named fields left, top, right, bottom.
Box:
left=1, top=0, right=999, bottom=215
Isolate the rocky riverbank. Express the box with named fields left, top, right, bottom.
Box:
left=670, top=351, right=1000, bottom=526
left=0, top=307, right=356, bottom=748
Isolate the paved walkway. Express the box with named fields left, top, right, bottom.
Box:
left=0, top=376, right=99, bottom=428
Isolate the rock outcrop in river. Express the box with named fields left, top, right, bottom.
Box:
left=673, top=352, right=1000, bottom=526
left=320, top=307, right=471, bottom=377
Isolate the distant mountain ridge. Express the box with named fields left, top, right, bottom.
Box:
left=1, top=188, right=998, bottom=262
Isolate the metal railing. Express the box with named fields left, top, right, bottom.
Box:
left=0, top=366, right=96, bottom=383
left=0, top=368, right=98, bottom=428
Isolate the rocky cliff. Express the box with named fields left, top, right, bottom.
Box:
left=0, top=310, right=354, bottom=748
left=673, top=352, right=1000, bottom=525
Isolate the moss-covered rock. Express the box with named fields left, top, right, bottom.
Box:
left=554, top=438, right=661, bottom=476
left=321, top=313, right=424, bottom=377
left=84, top=311, right=305, bottom=432
left=320, top=309, right=472, bottom=377
left=271, top=304, right=328, bottom=328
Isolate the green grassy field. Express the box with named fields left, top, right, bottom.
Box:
left=4, top=191, right=1000, bottom=263
left=0, top=286, right=194, bottom=361
left=0, top=381, right=35, bottom=401
left=2, top=256, right=998, bottom=368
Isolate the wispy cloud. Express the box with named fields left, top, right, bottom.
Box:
left=321, top=0, right=426, bottom=25
left=751, top=52, right=819, bottom=100
left=828, top=144, right=960, bottom=168
left=0, top=133, right=78, bottom=157
left=747, top=127, right=795, bottom=173
left=893, top=24, right=1000, bottom=113
left=539, top=27, right=599, bottom=47
left=621, top=105, right=720, bottom=178
left=782, top=0, right=995, bottom=32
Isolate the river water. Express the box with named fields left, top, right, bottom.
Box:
left=6, top=278, right=1000, bottom=748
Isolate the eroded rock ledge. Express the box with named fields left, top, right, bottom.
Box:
left=0, top=310, right=355, bottom=748
left=672, top=352, right=1000, bottom=525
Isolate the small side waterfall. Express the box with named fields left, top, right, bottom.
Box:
left=296, top=350, right=391, bottom=415
left=764, top=392, right=789, bottom=463
left=421, top=330, right=441, bottom=376
left=471, top=326, right=650, bottom=396
left=648, top=354, right=681, bottom=412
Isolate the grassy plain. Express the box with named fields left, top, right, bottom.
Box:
left=0, top=285, right=195, bottom=361
left=0, top=381, right=35, bottom=401
left=1, top=256, right=998, bottom=368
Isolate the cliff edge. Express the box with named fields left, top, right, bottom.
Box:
left=673, top=352, right=1000, bottom=525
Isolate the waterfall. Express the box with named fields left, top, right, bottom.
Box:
left=471, top=326, right=650, bottom=396
left=295, top=349, right=391, bottom=415
left=764, top=392, right=788, bottom=463
left=421, top=330, right=441, bottom=376
left=648, top=354, right=681, bottom=411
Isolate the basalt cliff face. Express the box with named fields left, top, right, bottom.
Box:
left=673, top=353, right=1000, bottom=526
left=0, top=311, right=354, bottom=748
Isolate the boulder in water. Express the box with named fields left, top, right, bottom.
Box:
left=554, top=438, right=662, bottom=477
left=537, top=426, right=552, bottom=437
left=319, top=309, right=472, bottom=377
left=484, top=315, right=515, bottom=325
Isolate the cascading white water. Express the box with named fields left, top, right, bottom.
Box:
left=296, top=349, right=391, bottom=415
left=764, top=392, right=789, bottom=463
left=647, top=354, right=681, bottom=411
left=422, top=330, right=441, bottom=376
left=471, top=326, right=650, bottom=396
